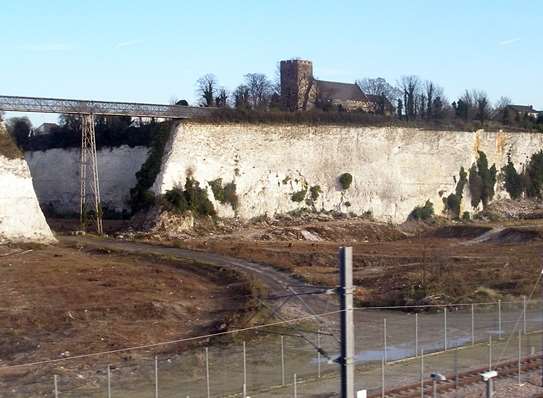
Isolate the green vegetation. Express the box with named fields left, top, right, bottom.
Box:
left=309, top=185, right=321, bottom=201
left=0, top=127, right=22, bottom=159
left=163, top=177, right=216, bottom=217
left=209, top=178, right=239, bottom=210
left=501, top=156, right=523, bottom=199
left=409, top=200, right=434, bottom=221
left=291, top=188, right=307, bottom=203
left=462, top=211, right=471, bottom=221
left=469, top=151, right=497, bottom=209
left=444, top=167, right=467, bottom=219
left=128, top=122, right=172, bottom=214
left=525, top=151, right=543, bottom=198
left=339, top=173, right=353, bottom=190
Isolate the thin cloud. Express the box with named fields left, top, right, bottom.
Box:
left=499, top=38, right=520, bottom=46
left=17, top=43, right=73, bottom=52
left=115, top=40, right=143, bottom=49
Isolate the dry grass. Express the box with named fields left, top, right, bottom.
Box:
left=0, top=129, right=22, bottom=159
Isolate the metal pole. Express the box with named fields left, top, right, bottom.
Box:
left=155, top=356, right=158, bottom=398
left=454, top=348, right=459, bottom=395
left=281, top=335, right=286, bottom=386
left=107, top=365, right=111, bottom=398
left=432, top=380, right=437, bottom=398
left=381, top=356, right=385, bottom=398
left=420, top=349, right=424, bottom=398
left=489, top=335, right=492, bottom=371
left=339, top=246, right=355, bottom=398
left=471, top=304, right=475, bottom=345
left=293, top=373, right=297, bottom=398
left=243, top=341, right=247, bottom=389
left=317, top=329, right=321, bottom=378
left=498, top=300, right=502, bottom=339
left=523, top=295, right=527, bottom=334
left=205, top=348, right=210, bottom=398
left=383, top=318, right=387, bottom=363
left=415, top=313, right=419, bottom=358
left=54, top=374, right=59, bottom=398
left=444, top=307, right=448, bottom=351
left=243, top=383, right=247, bottom=398
left=518, top=328, right=522, bottom=386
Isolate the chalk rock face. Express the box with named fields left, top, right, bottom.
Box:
left=0, top=147, right=56, bottom=244
left=152, top=123, right=543, bottom=223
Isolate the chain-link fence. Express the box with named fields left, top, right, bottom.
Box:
left=2, top=299, right=542, bottom=397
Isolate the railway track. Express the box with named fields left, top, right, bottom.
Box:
left=371, top=355, right=542, bottom=398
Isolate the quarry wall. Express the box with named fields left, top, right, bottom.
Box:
left=153, top=123, right=543, bottom=222
left=0, top=125, right=56, bottom=243
left=25, top=146, right=149, bottom=214
left=24, top=123, right=543, bottom=223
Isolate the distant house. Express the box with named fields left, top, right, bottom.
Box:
left=280, top=59, right=393, bottom=114
left=505, top=105, right=540, bottom=119
left=32, top=123, right=59, bottom=136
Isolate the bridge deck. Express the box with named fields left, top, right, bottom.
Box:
left=0, top=95, right=213, bottom=118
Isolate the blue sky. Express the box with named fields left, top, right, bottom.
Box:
left=2, top=0, right=542, bottom=124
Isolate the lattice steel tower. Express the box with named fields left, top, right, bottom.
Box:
left=80, top=114, right=103, bottom=235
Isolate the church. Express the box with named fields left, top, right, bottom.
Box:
left=280, top=59, right=392, bottom=114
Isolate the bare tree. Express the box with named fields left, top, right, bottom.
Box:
left=356, top=77, right=401, bottom=114
left=244, top=73, right=273, bottom=109
left=215, top=88, right=229, bottom=108
left=233, top=85, right=250, bottom=109
left=473, top=90, right=491, bottom=124
left=196, top=74, right=218, bottom=107
left=398, top=75, right=421, bottom=120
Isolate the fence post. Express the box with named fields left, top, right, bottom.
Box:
left=415, top=313, right=419, bottom=358
left=488, top=335, right=492, bottom=371
left=317, top=329, right=321, bottom=378
left=518, top=328, right=522, bottom=386
left=471, top=304, right=475, bottom=345
left=54, top=374, right=59, bottom=398
left=498, top=300, right=502, bottom=339
left=383, top=318, right=388, bottom=363
left=444, top=307, right=448, bottom=351
left=523, top=295, right=527, bottom=334
left=243, top=341, right=247, bottom=389
left=420, top=349, right=424, bottom=398
left=293, top=373, right=297, bottom=398
left=107, top=365, right=111, bottom=398
left=381, top=356, right=385, bottom=398
left=205, top=348, right=210, bottom=398
left=339, top=246, right=355, bottom=398
left=281, top=335, right=286, bottom=386
left=155, top=356, right=159, bottom=398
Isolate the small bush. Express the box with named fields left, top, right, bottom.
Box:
left=339, top=173, right=353, bottom=190
left=209, top=178, right=239, bottom=210
left=409, top=200, right=434, bottom=221
left=501, top=156, right=523, bottom=199
left=344, top=201, right=352, bottom=207
left=309, top=185, right=322, bottom=201
left=0, top=126, right=22, bottom=159
left=163, top=187, right=189, bottom=213
left=163, top=177, right=216, bottom=217
left=469, top=151, right=497, bottom=208
left=526, top=151, right=543, bottom=198
left=462, top=211, right=471, bottom=221
left=291, top=188, right=307, bottom=202
left=444, top=167, right=467, bottom=219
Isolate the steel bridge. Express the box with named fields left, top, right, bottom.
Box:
left=0, top=95, right=214, bottom=234
left=0, top=95, right=212, bottom=118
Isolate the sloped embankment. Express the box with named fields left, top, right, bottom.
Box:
left=0, top=127, right=56, bottom=243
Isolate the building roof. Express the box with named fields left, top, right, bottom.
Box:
left=316, top=80, right=368, bottom=102
left=506, top=105, right=537, bottom=113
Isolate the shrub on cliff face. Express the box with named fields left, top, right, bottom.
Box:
left=209, top=178, right=239, bottom=210
left=526, top=151, right=543, bottom=198
left=501, top=156, right=523, bottom=199
left=291, top=188, right=307, bottom=202
left=409, top=200, right=434, bottom=221
left=0, top=125, right=22, bottom=160
left=444, top=167, right=467, bottom=219
left=339, top=173, right=353, bottom=190
left=163, top=177, right=216, bottom=217
left=469, top=151, right=496, bottom=209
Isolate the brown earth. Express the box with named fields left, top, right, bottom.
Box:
left=0, top=242, right=255, bottom=392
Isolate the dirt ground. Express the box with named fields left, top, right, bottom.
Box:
left=159, top=214, right=543, bottom=307
left=0, top=242, right=255, bottom=391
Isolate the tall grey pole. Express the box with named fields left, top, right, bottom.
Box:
left=383, top=318, right=388, bottom=363
left=205, top=348, right=210, bottom=398
left=471, top=304, right=475, bottom=345
left=317, top=329, right=321, bottom=378
left=340, top=246, right=355, bottom=398
left=293, top=373, right=298, bottom=398
left=498, top=300, right=502, bottom=339
left=518, top=328, right=522, bottom=386
left=523, top=296, right=527, bottom=334
left=155, top=356, right=159, bottom=398
left=444, top=307, right=448, bottom=351
left=489, top=335, right=492, bottom=371
left=243, top=341, right=247, bottom=389
left=281, top=335, right=286, bottom=386
left=420, top=349, right=424, bottom=398
left=381, top=356, right=385, bottom=398
left=415, top=313, right=419, bottom=357
left=54, top=374, right=59, bottom=398
left=107, top=365, right=111, bottom=398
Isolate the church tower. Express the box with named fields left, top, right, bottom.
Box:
left=280, top=59, right=314, bottom=111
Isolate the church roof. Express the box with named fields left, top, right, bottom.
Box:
left=316, top=80, right=368, bottom=102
